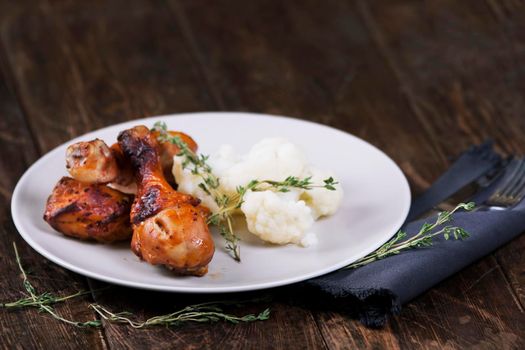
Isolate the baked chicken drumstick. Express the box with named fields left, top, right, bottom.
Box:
left=44, top=177, right=133, bottom=242
left=66, top=140, right=134, bottom=188
left=65, top=131, right=198, bottom=188
left=118, top=125, right=214, bottom=276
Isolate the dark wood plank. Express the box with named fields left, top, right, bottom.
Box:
left=495, top=244, right=525, bottom=313
left=171, top=0, right=448, bottom=193
left=359, top=0, right=525, bottom=293
left=90, top=285, right=325, bottom=350
left=175, top=0, right=525, bottom=348
left=314, top=312, right=401, bottom=349
left=3, top=0, right=525, bottom=348
left=0, top=1, right=327, bottom=349
left=474, top=0, right=525, bottom=314
left=358, top=0, right=525, bottom=156
left=0, top=51, right=105, bottom=350
left=0, top=0, right=216, bottom=151
left=352, top=0, right=525, bottom=347
left=389, top=257, right=525, bottom=349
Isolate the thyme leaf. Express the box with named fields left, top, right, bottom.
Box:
left=346, top=202, right=475, bottom=269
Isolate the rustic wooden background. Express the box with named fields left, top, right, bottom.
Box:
left=1, top=0, right=525, bottom=348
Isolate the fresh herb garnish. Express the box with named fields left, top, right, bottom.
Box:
left=152, top=121, right=337, bottom=261
left=91, top=302, right=270, bottom=328
left=2, top=243, right=270, bottom=328
left=153, top=121, right=242, bottom=260
left=0, top=242, right=101, bottom=327
left=346, top=202, right=475, bottom=269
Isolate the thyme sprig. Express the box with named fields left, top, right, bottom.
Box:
left=209, top=177, right=337, bottom=227
left=91, top=302, right=270, bottom=328
left=153, top=121, right=241, bottom=260
left=152, top=121, right=337, bottom=262
left=2, top=243, right=271, bottom=328
left=346, top=202, right=475, bottom=269
left=1, top=242, right=101, bottom=327
left=249, top=176, right=338, bottom=193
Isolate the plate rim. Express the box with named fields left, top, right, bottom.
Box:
left=11, top=112, right=411, bottom=293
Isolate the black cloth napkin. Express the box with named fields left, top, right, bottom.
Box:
left=298, top=142, right=525, bottom=328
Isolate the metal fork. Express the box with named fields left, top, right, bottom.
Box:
left=480, top=157, right=525, bottom=210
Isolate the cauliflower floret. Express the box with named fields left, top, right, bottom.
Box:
left=208, top=144, right=239, bottom=179
left=172, top=156, right=220, bottom=213
left=241, top=190, right=314, bottom=245
left=300, top=167, right=344, bottom=219
left=220, top=138, right=308, bottom=193
left=300, top=231, right=318, bottom=247
left=172, top=137, right=344, bottom=247
left=172, top=145, right=241, bottom=214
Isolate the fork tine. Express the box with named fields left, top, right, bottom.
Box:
left=513, top=180, right=525, bottom=204
left=487, top=158, right=522, bottom=200
left=499, top=158, right=525, bottom=198
left=485, top=158, right=525, bottom=207
left=508, top=170, right=525, bottom=199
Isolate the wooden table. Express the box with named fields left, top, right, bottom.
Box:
left=1, top=1, right=524, bottom=348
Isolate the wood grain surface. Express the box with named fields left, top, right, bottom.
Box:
left=1, top=0, right=524, bottom=349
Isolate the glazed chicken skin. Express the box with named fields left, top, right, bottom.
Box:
left=44, top=177, right=133, bottom=243
left=151, top=129, right=198, bottom=183
left=65, top=131, right=197, bottom=188
left=65, top=139, right=121, bottom=184
left=118, top=125, right=214, bottom=276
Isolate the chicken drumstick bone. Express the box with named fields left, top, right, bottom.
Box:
left=118, top=125, right=214, bottom=276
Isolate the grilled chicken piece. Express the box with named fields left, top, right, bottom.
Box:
left=43, top=177, right=133, bottom=243
left=118, top=125, right=214, bottom=276
left=65, top=140, right=135, bottom=188
left=65, top=139, right=120, bottom=184
left=152, top=130, right=198, bottom=183
left=65, top=131, right=197, bottom=187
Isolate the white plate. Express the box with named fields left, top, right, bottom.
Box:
left=11, top=112, right=410, bottom=293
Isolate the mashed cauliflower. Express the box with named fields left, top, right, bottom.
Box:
left=172, top=138, right=343, bottom=246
